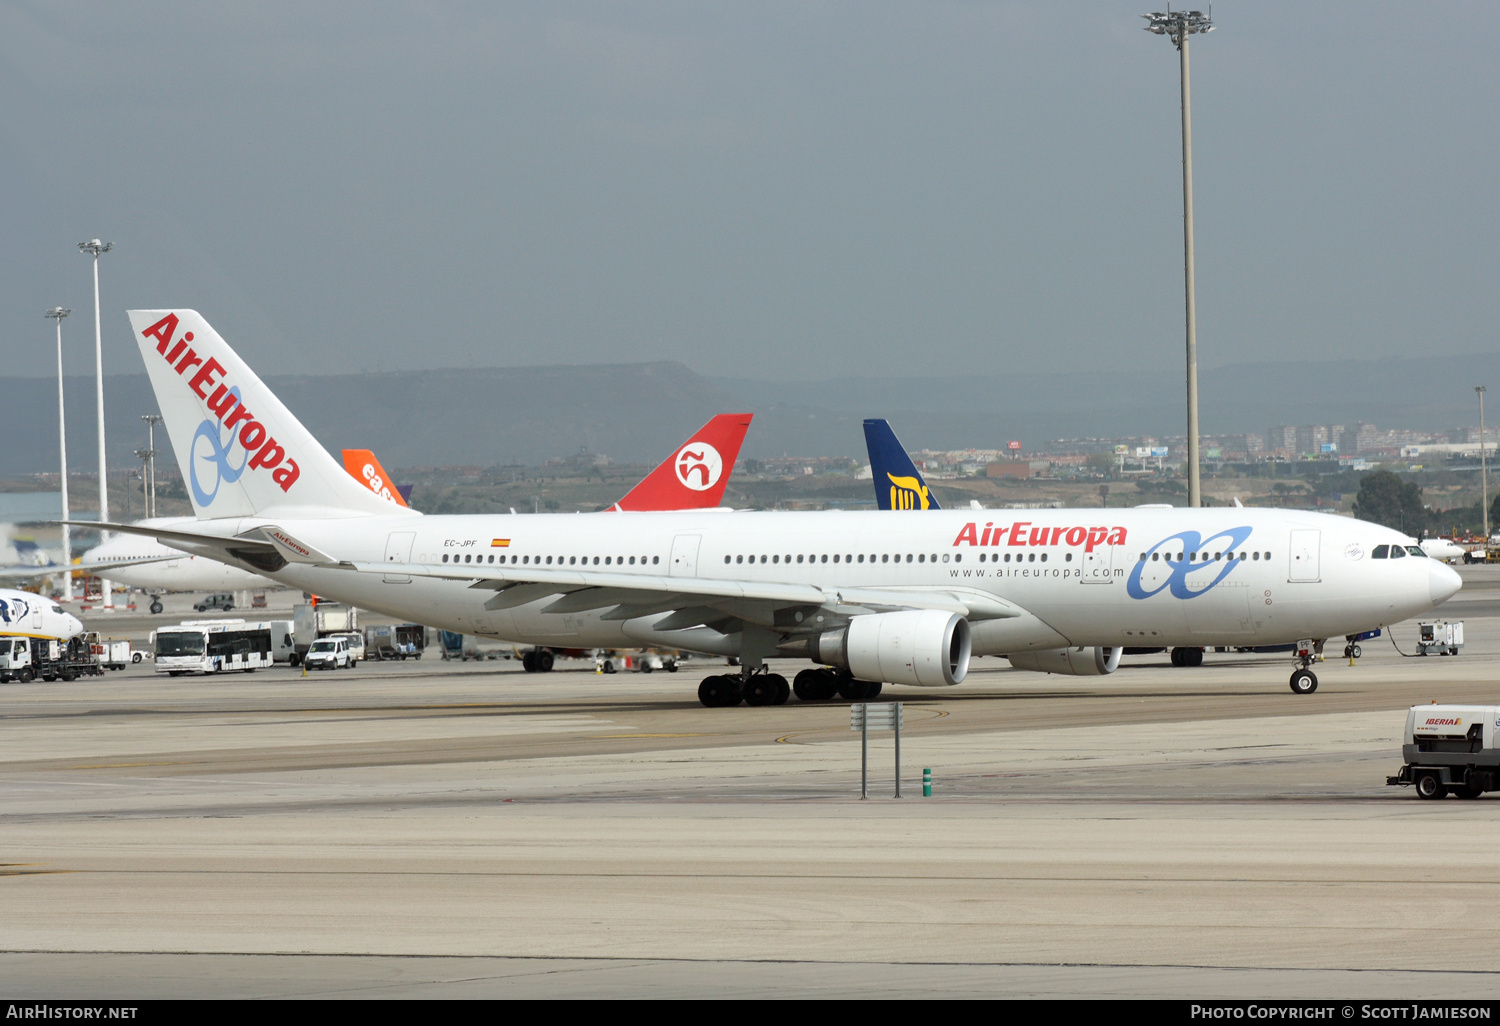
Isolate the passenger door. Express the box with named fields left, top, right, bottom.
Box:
left=384, top=532, right=417, bottom=584
left=1288, top=529, right=1320, bottom=582
left=669, top=535, right=701, bottom=578
left=1080, top=543, right=1115, bottom=584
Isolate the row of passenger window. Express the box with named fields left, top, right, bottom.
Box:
left=442, top=552, right=661, bottom=566
left=1137, top=550, right=1271, bottom=563
left=1372, top=545, right=1424, bottom=559
left=726, top=553, right=951, bottom=565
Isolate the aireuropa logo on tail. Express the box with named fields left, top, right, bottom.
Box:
left=1126, top=527, right=1254, bottom=600
left=675, top=442, right=722, bottom=492
left=141, top=314, right=300, bottom=506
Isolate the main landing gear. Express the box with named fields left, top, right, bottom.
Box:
left=696, top=667, right=883, bottom=708
left=521, top=649, right=554, bottom=673
left=1169, top=647, right=1204, bottom=668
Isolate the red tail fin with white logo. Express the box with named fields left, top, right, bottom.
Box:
left=341, top=450, right=410, bottom=508
left=612, top=414, right=752, bottom=511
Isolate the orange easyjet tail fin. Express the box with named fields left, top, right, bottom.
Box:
left=341, top=449, right=410, bottom=508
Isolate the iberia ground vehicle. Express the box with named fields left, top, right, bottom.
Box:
left=1388, top=705, right=1500, bottom=799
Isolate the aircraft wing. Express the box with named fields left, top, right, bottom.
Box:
left=339, top=560, right=1023, bottom=630
left=0, top=556, right=180, bottom=584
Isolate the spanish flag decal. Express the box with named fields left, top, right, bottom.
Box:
left=491, top=539, right=510, bottom=548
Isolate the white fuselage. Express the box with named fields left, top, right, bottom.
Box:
left=0, top=588, right=83, bottom=640
left=1417, top=537, right=1466, bottom=563
left=190, top=506, right=1456, bottom=657
left=83, top=519, right=274, bottom=594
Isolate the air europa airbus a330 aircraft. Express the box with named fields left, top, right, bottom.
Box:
left=87, top=309, right=1460, bottom=706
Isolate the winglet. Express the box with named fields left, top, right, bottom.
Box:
left=342, top=450, right=410, bottom=508
left=863, top=419, right=940, bottom=510
left=613, top=414, right=753, bottom=511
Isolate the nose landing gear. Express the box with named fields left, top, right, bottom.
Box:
left=1289, top=638, right=1320, bottom=694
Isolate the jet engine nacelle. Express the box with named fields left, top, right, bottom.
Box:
left=1007, top=646, right=1121, bottom=676
left=807, top=609, right=971, bottom=687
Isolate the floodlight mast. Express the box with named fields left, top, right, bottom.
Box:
left=141, top=414, right=164, bottom=518
left=45, top=307, right=74, bottom=601
left=1144, top=7, right=1213, bottom=508
left=1479, top=386, right=1489, bottom=542
left=78, top=239, right=114, bottom=607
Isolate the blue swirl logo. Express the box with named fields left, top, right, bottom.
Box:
left=189, top=387, right=247, bottom=508
left=0, top=597, right=29, bottom=624
left=1126, top=526, right=1254, bottom=600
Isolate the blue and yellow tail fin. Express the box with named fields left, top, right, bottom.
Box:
left=863, top=419, right=940, bottom=511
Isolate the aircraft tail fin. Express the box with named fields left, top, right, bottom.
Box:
left=863, top=418, right=940, bottom=511
left=127, top=310, right=413, bottom=520
left=613, top=414, right=752, bottom=511
left=341, top=449, right=411, bottom=509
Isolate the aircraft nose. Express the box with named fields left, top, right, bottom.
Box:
left=1430, top=560, right=1462, bottom=606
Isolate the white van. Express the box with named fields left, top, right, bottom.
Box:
left=303, top=636, right=352, bottom=671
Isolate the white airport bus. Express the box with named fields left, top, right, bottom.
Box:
left=152, top=620, right=277, bottom=676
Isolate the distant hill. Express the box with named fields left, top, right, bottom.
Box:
left=2, top=352, right=1497, bottom=478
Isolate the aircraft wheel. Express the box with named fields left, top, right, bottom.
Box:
left=536, top=650, right=554, bottom=673
left=1352, top=645, right=1362, bottom=659
left=1289, top=669, right=1318, bottom=695
left=838, top=679, right=882, bottom=701
left=521, top=651, right=536, bottom=673
left=743, top=676, right=776, bottom=706
left=698, top=675, right=742, bottom=708
left=1184, top=648, right=1204, bottom=667
left=603, top=660, right=616, bottom=674
left=792, top=669, right=824, bottom=701
left=769, top=674, right=790, bottom=705
left=149, top=601, right=163, bottom=615
left=1415, top=771, right=1446, bottom=800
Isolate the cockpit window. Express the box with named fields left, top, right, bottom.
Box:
left=1405, top=546, right=1425, bottom=557
left=1390, top=545, right=1407, bottom=559
left=1372, top=545, right=1389, bottom=559
left=50, top=605, right=63, bottom=614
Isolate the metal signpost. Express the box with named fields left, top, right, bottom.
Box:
left=850, top=702, right=903, bottom=799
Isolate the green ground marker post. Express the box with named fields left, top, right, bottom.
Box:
left=922, top=767, right=932, bottom=797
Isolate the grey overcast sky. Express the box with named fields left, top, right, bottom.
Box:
left=2, top=2, right=1497, bottom=381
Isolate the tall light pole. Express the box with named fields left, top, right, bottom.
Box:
left=78, top=238, right=113, bottom=608
left=141, top=414, right=163, bottom=518
left=1478, top=386, right=1489, bottom=542
left=45, top=307, right=74, bottom=601
left=1144, top=8, right=1214, bottom=508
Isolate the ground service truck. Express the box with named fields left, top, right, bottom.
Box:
left=292, top=602, right=359, bottom=664
left=1388, top=704, right=1500, bottom=799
